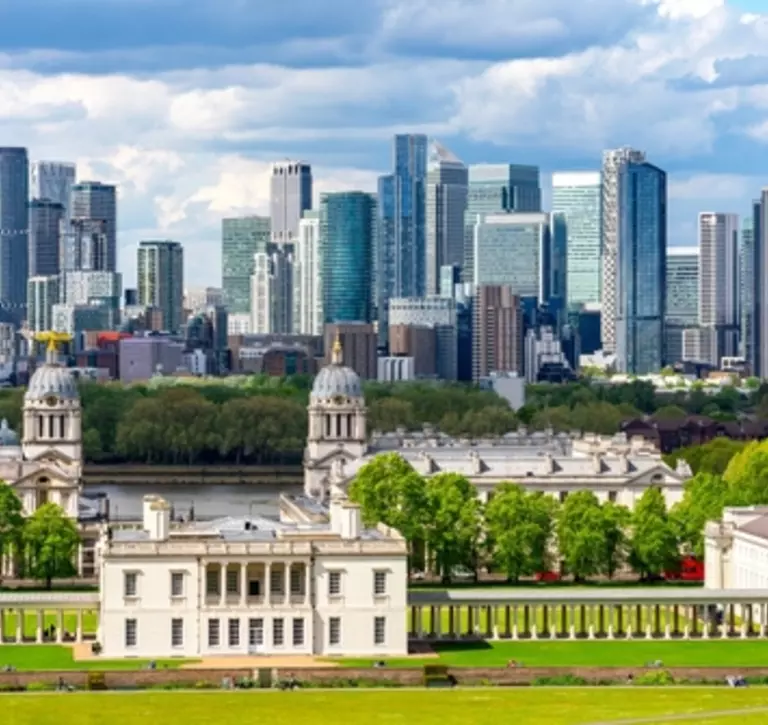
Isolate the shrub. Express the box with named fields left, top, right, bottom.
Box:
left=26, top=682, right=52, bottom=692
left=86, top=672, right=107, bottom=691
left=194, top=680, right=217, bottom=689
left=533, top=675, right=588, bottom=687
left=91, top=642, right=102, bottom=656
left=635, top=670, right=675, bottom=686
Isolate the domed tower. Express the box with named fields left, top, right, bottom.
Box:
left=22, top=336, right=82, bottom=463
left=304, top=336, right=367, bottom=498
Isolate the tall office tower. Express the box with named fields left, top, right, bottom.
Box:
left=250, top=244, right=293, bottom=334
left=425, top=141, right=467, bottom=295
left=755, top=193, right=768, bottom=377
left=694, top=213, right=740, bottom=366
left=28, top=199, right=64, bottom=277
left=741, top=215, right=755, bottom=361
left=0, top=147, right=29, bottom=319
left=377, top=134, right=428, bottom=343
left=59, top=270, right=123, bottom=330
left=552, top=171, right=601, bottom=306
left=615, top=161, right=667, bottom=374
left=137, top=240, right=184, bottom=333
left=464, top=164, right=541, bottom=283
left=320, top=191, right=376, bottom=325
left=600, top=147, right=646, bottom=354
left=30, top=162, right=76, bottom=223
left=293, top=211, right=323, bottom=335
left=472, top=212, right=566, bottom=326
left=221, top=215, right=270, bottom=314
left=664, top=247, right=699, bottom=365
left=60, top=218, right=108, bottom=271
left=27, top=275, right=60, bottom=333
left=71, top=181, right=117, bottom=271
left=472, top=285, right=523, bottom=381
left=269, top=161, right=312, bottom=244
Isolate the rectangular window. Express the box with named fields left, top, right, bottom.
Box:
left=374, top=616, right=386, bottom=646
left=270, top=568, right=283, bottom=594
left=273, top=618, right=284, bottom=646
left=290, top=566, right=302, bottom=594
left=124, top=572, right=138, bottom=598
left=125, top=618, right=137, bottom=648
left=226, top=569, right=238, bottom=594
left=329, top=617, right=341, bottom=646
left=171, top=618, right=183, bottom=648
left=374, top=571, right=387, bottom=596
left=228, top=618, right=240, bottom=647
left=206, top=569, right=218, bottom=595
left=171, top=572, right=184, bottom=598
left=608, top=491, right=618, bottom=503
left=208, top=619, right=220, bottom=647
left=328, top=571, right=342, bottom=597
left=292, top=618, right=304, bottom=646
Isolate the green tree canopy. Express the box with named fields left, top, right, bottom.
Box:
left=629, top=487, right=679, bottom=579
left=723, top=440, right=768, bottom=506
left=23, top=503, right=80, bottom=589
left=671, top=472, right=730, bottom=558
left=557, top=491, right=606, bottom=581
left=0, top=483, right=23, bottom=583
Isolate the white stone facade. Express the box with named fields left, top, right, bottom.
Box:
left=705, top=507, right=768, bottom=592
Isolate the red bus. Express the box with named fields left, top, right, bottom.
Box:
left=664, top=556, right=704, bottom=582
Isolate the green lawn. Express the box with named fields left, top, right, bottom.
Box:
left=339, top=639, right=768, bottom=668
left=0, top=645, right=194, bottom=671
left=6, top=690, right=768, bottom=725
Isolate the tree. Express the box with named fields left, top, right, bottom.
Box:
left=671, top=472, right=730, bottom=558
left=653, top=405, right=688, bottom=421
left=724, top=440, right=768, bottom=506
left=557, top=491, right=606, bottom=581
left=23, top=503, right=80, bottom=589
left=600, top=501, right=631, bottom=578
left=423, top=473, right=482, bottom=582
left=485, top=484, right=556, bottom=583
left=368, top=398, right=416, bottom=433
left=628, top=487, right=679, bottom=579
left=0, top=483, right=23, bottom=583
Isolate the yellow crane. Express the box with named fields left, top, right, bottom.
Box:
left=33, top=331, right=73, bottom=354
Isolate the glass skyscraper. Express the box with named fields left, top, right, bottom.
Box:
left=665, top=247, right=699, bottom=365
left=377, top=134, right=428, bottom=342
left=28, top=198, right=64, bottom=277
left=741, top=215, right=755, bottom=361
left=321, top=192, right=377, bottom=324
left=269, top=161, right=312, bottom=244
left=221, top=215, right=270, bottom=315
left=71, top=181, right=117, bottom=272
left=137, top=240, right=184, bottom=334
left=615, top=162, right=667, bottom=374
left=0, top=147, right=29, bottom=318
left=552, top=171, right=601, bottom=306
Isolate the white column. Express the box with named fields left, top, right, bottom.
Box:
left=304, top=562, right=311, bottom=605
left=240, top=563, right=248, bottom=606
left=220, top=563, right=227, bottom=606
left=284, top=563, right=291, bottom=604
left=664, top=605, right=671, bottom=640
left=56, top=610, right=64, bottom=643
left=265, top=562, right=272, bottom=604
left=722, top=603, right=729, bottom=639
left=16, top=609, right=23, bottom=642
left=36, top=610, right=43, bottom=644
left=76, top=610, right=83, bottom=643
left=77, top=544, right=84, bottom=577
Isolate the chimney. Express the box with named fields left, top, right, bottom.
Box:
left=143, top=495, right=171, bottom=541
left=339, top=502, right=362, bottom=540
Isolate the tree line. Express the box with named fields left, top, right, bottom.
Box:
left=0, top=488, right=80, bottom=588
left=348, top=447, right=762, bottom=583
left=0, top=375, right=761, bottom=465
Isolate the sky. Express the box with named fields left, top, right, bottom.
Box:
left=2, top=0, right=768, bottom=287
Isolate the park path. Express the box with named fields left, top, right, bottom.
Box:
left=585, top=705, right=768, bottom=725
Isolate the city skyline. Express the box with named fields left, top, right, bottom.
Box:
left=0, top=0, right=763, bottom=286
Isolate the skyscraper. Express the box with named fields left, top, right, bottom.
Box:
left=60, top=218, right=108, bottom=272
left=221, top=215, right=270, bottom=315
left=0, top=147, right=29, bottom=318
left=755, top=193, right=768, bottom=377
left=137, top=240, right=184, bottom=333
left=472, top=285, right=523, bottom=381
left=464, top=164, right=541, bottom=282
left=552, top=171, right=601, bottom=306
left=71, top=181, right=117, bottom=272
left=28, top=199, right=64, bottom=277
left=601, top=147, right=646, bottom=354
left=425, top=142, right=467, bottom=295
left=665, top=247, right=699, bottom=365
left=320, top=191, right=376, bottom=324
left=293, top=210, right=322, bottom=335
left=27, top=275, right=59, bottom=333
left=250, top=245, right=293, bottom=334
left=377, top=134, right=428, bottom=342
left=615, top=161, right=667, bottom=374
left=30, top=162, right=76, bottom=224
left=269, top=161, right=312, bottom=244
left=741, top=215, right=755, bottom=361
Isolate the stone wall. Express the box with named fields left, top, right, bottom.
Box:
left=0, top=669, right=253, bottom=689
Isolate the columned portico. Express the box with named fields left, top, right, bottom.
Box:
left=204, top=560, right=311, bottom=607
left=0, top=592, right=98, bottom=644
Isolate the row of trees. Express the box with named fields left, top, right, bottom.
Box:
left=0, top=487, right=80, bottom=588
left=349, top=454, right=685, bottom=582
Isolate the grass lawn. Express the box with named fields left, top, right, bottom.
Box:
left=6, top=690, right=768, bottom=725
left=0, top=645, right=195, bottom=671
left=339, top=639, right=768, bottom=668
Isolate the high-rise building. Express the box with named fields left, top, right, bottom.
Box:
left=221, top=215, right=270, bottom=315
left=552, top=171, right=601, bottom=307
left=28, top=198, right=64, bottom=277
left=615, top=161, right=667, bottom=374
left=269, top=161, right=312, bottom=244
left=293, top=211, right=323, bottom=335
left=137, top=240, right=184, bottom=333
left=754, top=193, right=768, bottom=377
left=463, top=164, right=541, bottom=282
left=601, top=147, right=646, bottom=354
left=741, top=215, right=755, bottom=362
left=60, top=218, right=108, bottom=272
left=473, top=285, right=523, bottom=381
left=695, top=212, right=740, bottom=366
left=320, top=192, right=376, bottom=325
left=71, top=181, right=117, bottom=272
left=0, top=147, right=29, bottom=319
left=30, top=162, right=76, bottom=223
left=425, top=142, right=467, bottom=295
left=60, top=270, right=123, bottom=330
left=377, top=134, right=428, bottom=342
left=664, top=247, right=699, bottom=365
left=27, top=275, right=59, bottom=333
left=250, top=244, right=293, bottom=334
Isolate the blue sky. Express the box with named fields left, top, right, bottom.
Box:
left=0, top=0, right=767, bottom=285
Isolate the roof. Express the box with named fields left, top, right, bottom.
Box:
left=26, top=363, right=79, bottom=402
left=738, top=514, right=768, bottom=541
left=311, top=363, right=362, bottom=400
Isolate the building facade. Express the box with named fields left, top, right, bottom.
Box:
left=71, top=182, right=117, bottom=272
left=0, top=147, right=29, bottom=319
left=293, top=211, right=322, bottom=336
left=30, top=162, right=76, bottom=225
left=665, top=247, right=699, bottom=365
left=61, top=218, right=108, bottom=272
left=27, top=276, right=60, bottom=333
left=740, top=215, right=754, bottom=362
left=28, top=198, right=64, bottom=277
left=221, top=215, right=270, bottom=315
left=270, top=161, right=312, bottom=244
left=472, top=285, right=523, bottom=381
left=251, top=244, right=293, bottom=334
left=137, top=241, right=184, bottom=334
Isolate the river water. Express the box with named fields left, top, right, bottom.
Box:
left=83, top=482, right=303, bottom=521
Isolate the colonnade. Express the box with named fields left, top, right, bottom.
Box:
left=204, top=561, right=311, bottom=607
left=0, top=608, right=96, bottom=644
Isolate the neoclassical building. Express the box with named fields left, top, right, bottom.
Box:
left=303, top=343, right=691, bottom=508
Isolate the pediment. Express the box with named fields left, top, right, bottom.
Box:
left=11, top=465, right=78, bottom=489
left=305, top=447, right=360, bottom=469
left=627, top=464, right=684, bottom=486
left=27, top=448, right=75, bottom=465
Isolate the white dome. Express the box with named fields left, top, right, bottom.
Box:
left=311, top=364, right=362, bottom=401
left=25, top=364, right=79, bottom=402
